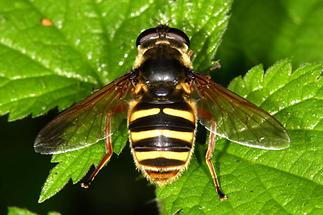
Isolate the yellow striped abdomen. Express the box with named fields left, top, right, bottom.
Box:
left=128, top=99, right=196, bottom=185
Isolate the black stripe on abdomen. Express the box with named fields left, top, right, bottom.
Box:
left=132, top=100, right=192, bottom=112
left=139, top=157, right=186, bottom=167
left=132, top=137, right=191, bottom=151
left=129, top=114, right=195, bottom=132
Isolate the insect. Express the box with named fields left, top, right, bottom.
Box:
left=34, top=25, right=290, bottom=200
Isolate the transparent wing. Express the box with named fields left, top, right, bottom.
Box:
left=193, top=73, right=290, bottom=150
left=34, top=73, right=133, bottom=154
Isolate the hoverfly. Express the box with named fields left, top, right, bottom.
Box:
left=35, top=25, right=290, bottom=200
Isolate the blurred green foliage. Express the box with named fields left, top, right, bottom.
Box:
left=216, top=0, right=323, bottom=84
left=8, top=207, right=60, bottom=215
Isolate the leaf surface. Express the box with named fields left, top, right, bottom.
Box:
left=157, top=60, right=323, bottom=214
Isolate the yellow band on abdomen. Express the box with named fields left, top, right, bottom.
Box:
left=163, top=108, right=195, bottom=122
left=129, top=108, right=160, bottom=122
left=135, top=151, right=190, bottom=162
left=130, top=130, right=194, bottom=143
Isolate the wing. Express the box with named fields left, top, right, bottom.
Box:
left=193, top=73, right=290, bottom=150
left=34, top=73, right=133, bottom=154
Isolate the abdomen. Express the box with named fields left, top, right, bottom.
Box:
left=128, top=98, right=196, bottom=185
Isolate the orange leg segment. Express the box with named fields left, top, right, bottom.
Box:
left=81, top=112, right=114, bottom=188
left=206, top=121, right=228, bottom=200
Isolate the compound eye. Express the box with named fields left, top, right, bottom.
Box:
left=136, top=28, right=158, bottom=46
left=167, top=28, right=190, bottom=47
left=136, top=26, right=191, bottom=47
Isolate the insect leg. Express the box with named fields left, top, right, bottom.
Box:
left=205, top=120, right=228, bottom=200
left=81, top=112, right=114, bottom=188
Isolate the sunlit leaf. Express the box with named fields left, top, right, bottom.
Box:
left=157, top=60, right=323, bottom=214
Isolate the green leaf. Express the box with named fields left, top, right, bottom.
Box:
left=38, top=120, right=128, bottom=203
left=24, top=0, right=232, bottom=202
left=8, top=207, right=37, bottom=215
left=157, top=60, right=323, bottom=214
left=47, top=212, right=61, bottom=215
left=7, top=207, right=61, bottom=215
left=217, top=0, right=323, bottom=80
left=38, top=143, right=104, bottom=203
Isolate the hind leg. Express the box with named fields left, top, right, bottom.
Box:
left=205, top=120, right=228, bottom=200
